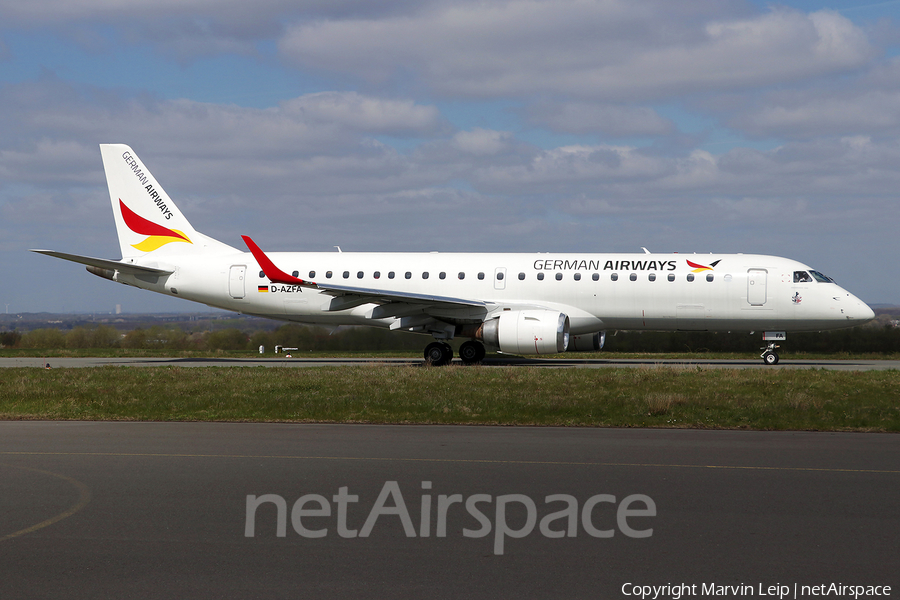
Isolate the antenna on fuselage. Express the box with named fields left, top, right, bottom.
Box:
left=334, top=246, right=342, bottom=253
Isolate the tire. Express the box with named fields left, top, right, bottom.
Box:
left=424, top=342, right=452, bottom=366
left=763, top=351, right=779, bottom=365
left=459, top=341, right=485, bottom=365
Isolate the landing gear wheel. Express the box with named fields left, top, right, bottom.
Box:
left=424, top=342, right=453, bottom=366
left=459, top=340, right=486, bottom=365
left=760, top=337, right=782, bottom=366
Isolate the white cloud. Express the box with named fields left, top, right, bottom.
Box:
left=525, top=102, right=674, bottom=137
left=452, top=128, right=511, bottom=155
left=0, top=80, right=444, bottom=164
left=0, top=0, right=430, bottom=24
left=281, top=92, right=445, bottom=136
left=0, top=0, right=452, bottom=60
left=279, top=3, right=874, bottom=101
left=733, top=90, right=900, bottom=139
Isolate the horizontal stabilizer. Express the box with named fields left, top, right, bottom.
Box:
left=30, top=250, right=173, bottom=276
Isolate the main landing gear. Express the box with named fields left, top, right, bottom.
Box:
left=458, top=340, right=486, bottom=365
left=424, top=341, right=452, bottom=366
left=424, top=340, right=486, bottom=366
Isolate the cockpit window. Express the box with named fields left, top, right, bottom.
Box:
left=809, top=270, right=834, bottom=283
left=794, top=270, right=834, bottom=283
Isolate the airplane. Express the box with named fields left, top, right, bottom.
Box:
left=32, top=144, right=875, bottom=365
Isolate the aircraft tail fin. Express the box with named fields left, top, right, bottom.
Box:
left=99, top=144, right=237, bottom=259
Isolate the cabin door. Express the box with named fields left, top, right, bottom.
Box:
left=747, top=269, right=767, bottom=306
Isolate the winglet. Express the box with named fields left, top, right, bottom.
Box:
left=241, top=235, right=314, bottom=287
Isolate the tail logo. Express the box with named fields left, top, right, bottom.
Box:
left=687, top=259, right=721, bottom=273
left=119, top=200, right=192, bottom=251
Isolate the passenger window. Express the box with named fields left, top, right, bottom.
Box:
left=668, top=273, right=675, bottom=282
left=496, top=272, right=504, bottom=280
left=292, top=271, right=299, bottom=278
left=592, top=273, right=599, bottom=281
left=687, top=273, right=695, bottom=282
left=611, top=273, right=618, bottom=281
left=343, top=271, right=350, bottom=279
left=518, top=272, right=525, bottom=280
left=259, top=271, right=265, bottom=278
left=537, top=272, right=544, bottom=281
left=405, top=272, right=412, bottom=279
left=309, top=271, right=316, bottom=278
left=706, top=273, right=714, bottom=282
left=648, top=273, right=656, bottom=282
left=553, top=273, right=561, bottom=281
left=458, top=272, right=465, bottom=280
left=478, top=272, right=485, bottom=280
left=326, top=271, right=333, bottom=279
left=357, top=271, right=364, bottom=279
left=422, top=272, right=429, bottom=279
left=388, top=271, right=395, bottom=279
left=439, top=272, right=446, bottom=280
left=629, top=273, right=637, bottom=281
left=574, top=273, right=581, bottom=281
left=373, top=271, right=380, bottom=279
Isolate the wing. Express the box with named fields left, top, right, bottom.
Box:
left=241, top=236, right=488, bottom=321
left=31, top=249, right=174, bottom=276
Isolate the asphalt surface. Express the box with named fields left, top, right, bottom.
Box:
left=2, top=356, right=900, bottom=370
left=1, top=423, right=897, bottom=599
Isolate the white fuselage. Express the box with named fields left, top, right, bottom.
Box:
left=120, top=251, right=874, bottom=335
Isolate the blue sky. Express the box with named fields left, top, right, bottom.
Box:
left=1, top=0, right=899, bottom=313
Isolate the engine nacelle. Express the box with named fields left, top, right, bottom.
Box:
left=567, top=331, right=605, bottom=352
left=481, top=310, right=570, bottom=355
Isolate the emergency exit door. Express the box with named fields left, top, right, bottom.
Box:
left=229, top=265, right=246, bottom=299
left=494, top=267, right=507, bottom=290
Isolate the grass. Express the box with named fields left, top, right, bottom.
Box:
left=1, top=365, right=898, bottom=431
left=3, top=348, right=899, bottom=360
left=0, top=348, right=423, bottom=359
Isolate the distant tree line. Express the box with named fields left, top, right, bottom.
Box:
left=2, top=323, right=426, bottom=352
left=2, top=321, right=899, bottom=354
left=606, top=326, right=900, bottom=355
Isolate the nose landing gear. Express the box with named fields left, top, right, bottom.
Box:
left=760, top=332, right=785, bottom=365
left=761, top=344, right=780, bottom=365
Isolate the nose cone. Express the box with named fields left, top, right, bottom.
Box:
left=843, top=291, right=875, bottom=323
left=856, top=300, right=876, bottom=323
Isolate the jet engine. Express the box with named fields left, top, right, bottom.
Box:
left=567, top=331, right=605, bottom=352
left=480, top=310, right=570, bottom=355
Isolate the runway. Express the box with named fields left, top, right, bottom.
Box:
left=1, top=422, right=897, bottom=599
left=2, top=355, right=899, bottom=370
